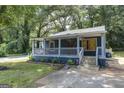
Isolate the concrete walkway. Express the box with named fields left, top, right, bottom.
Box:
left=113, top=57, right=124, bottom=65
left=35, top=66, right=124, bottom=88
left=0, top=56, right=29, bottom=63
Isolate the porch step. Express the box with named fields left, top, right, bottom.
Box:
left=82, top=56, right=97, bottom=66
left=78, top=65, right=99, bottom=71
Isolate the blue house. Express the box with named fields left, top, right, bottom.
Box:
left=32, top=26, right=107, bottom=66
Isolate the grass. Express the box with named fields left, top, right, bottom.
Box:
left=0, top=62, right=62, bottom=88
left=113, top=51, right=124, bottom=57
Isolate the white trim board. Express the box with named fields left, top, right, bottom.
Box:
left=33, top=54, right=79, bottom=58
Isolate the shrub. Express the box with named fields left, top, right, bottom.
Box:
left=6, top=41, right=18, bottom=54
left=52, top=58, right=59, bottom=64
left=40, top=57, right=45, bottom=62
left=0, top=51, right=6, bottom=57
left=67, top=59, right=74, bottom=65
left=29, top=55, right=35, bottom=61
left=0, top=43, right=7, bottom=57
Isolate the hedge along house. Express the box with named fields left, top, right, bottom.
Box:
left=31, top=26, right=107, bottom=66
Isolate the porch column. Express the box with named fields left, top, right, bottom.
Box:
left=43, top=39, right=46, bottom=55
left=58, top=38, right=61, bottom=56
left=32, top=40, right=34, bottom=56
left=77, top=37, right=80, bottom=55
left=101, top=33, right=106, bottom=58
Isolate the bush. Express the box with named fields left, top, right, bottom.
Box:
left=67, top=59, right=74, bottom=65
left=0, top=43, right=7, bottom=57
left=29, top=55, right=35, bottom=61
left=40, top=57, right=45, bottom=62
left=0, top=51, right=6, bottom=57
left=6, top=41, right=18, bottom=54
left=52, top=58, right=59, bottom=64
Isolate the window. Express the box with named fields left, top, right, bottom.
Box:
left=61, top=38, right=77, bottom=48
left=49, top=41, right=55, bottom=48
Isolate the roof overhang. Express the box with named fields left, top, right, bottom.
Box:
left=31, top=38, right=44, bottom=41
left=49, top=26, right=107, bottom=38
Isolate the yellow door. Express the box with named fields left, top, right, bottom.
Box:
left=82, top=38, right=96, bottom=51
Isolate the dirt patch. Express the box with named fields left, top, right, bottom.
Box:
left=107, top=67, right=124, bottom=72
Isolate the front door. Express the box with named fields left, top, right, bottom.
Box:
left=82, top=38, right=97, bottom=51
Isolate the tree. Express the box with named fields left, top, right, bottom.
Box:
left=0, top=5, right=124, bottom=56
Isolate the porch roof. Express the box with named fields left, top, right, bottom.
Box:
left=31, top=26, right=106, bottom=40
left=50, top=26, right=106, bottom=38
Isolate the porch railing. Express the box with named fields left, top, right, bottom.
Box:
left=60, top=48, right=77, bottom=55
left=45, top=48, right=59, bottom=55
left=33, top=48, right=78, bottom=56
left=96, top=47, right=102, bottom=65
left=79, top=48, right=84, bottom=65
left=34, top=48, right=44, bottom=55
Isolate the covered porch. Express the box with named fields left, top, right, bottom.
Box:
left=32, top=35, right=105, bottom=58
left=32, top=37, right=80, bottom=58
left=32, top=26, right=106, bottom=64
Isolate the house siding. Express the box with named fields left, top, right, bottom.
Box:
left=33, top=56, right=105, bottom=65
left=33, top=56, right=79, bottom=65
left=84, top=51, right=96, bottom=56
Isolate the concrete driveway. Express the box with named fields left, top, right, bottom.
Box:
left=0, top=56, right=29, bottom=63
left=35, top=66, right=124, bottom=88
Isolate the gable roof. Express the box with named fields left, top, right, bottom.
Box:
left=49, top=26, right=106, bottom=38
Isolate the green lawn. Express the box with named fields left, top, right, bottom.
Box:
left=0, top=62, right=62, bottom=88
left=113, top=51, right=124, bottom=57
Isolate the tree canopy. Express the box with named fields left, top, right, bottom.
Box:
left=0, top=5, right=124, bottom=56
